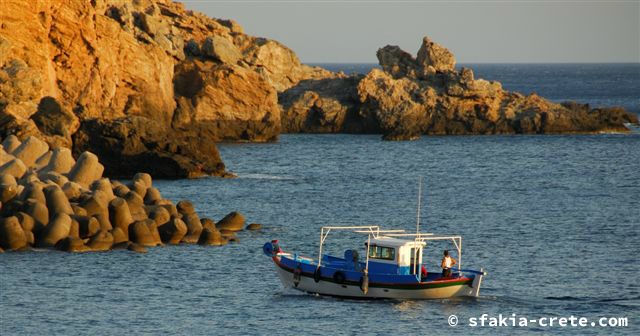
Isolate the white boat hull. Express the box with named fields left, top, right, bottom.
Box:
left=275, top=264, right=483, bottom=300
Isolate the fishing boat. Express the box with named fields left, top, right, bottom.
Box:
left=263, top=180, right=487, bottom=300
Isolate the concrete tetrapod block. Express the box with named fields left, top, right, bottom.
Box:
left=90, top=178, right=115, bottom=203
left=44, top=185, right=74, bottom=218
left=0, top=184, right=18, bottom=204
left=158, top=216, right=187, bottom=244
left=132, top=172, right=152, bottom=189
left=55, top=236, right=88, bottom=252
left=0, top=216, right=28, bottom=250
left=201, top=218, right=216, bottom=231
left=110, top=227, right=127, bottom=245
left=181, top=212, right=202, bottom=243
left=128, top=180, right=147, bottom=199
left=246, top=223, right=263, bottom=231
left=108, top=197, right=133, bottom=239
left=75, top=215, right=100, bottom=239
left=38, top=213, right=71, bottom=248
left=216, top=211, right=246, bottom=232
left=93, top=213, right=113, bottom=231
left=143, top=187, right=162, bottom=205
left=0, top=174, right=17, bottom=186
left=16, top=212, right=35, bottom=234
left=62, top=182, right=83, bottom=201
left=20, top=182, right=46, bottom=204
left=34, top=151, right=52, bottom=170
left=39, top=171, right=69, bottom=187
left=87, top=229, right=114, bottom=251
left=22, top=198, right=49, bottom=235
left=2, top=135, right=21, bottom=153
left=40, top=147, right=75, bottom=175
left=148, top=206, right=170, bottom=226
left=67, top=152, right=104, bottom=188
left=11, top=136, right=49, bottom=168
left=124, top=191, right=147, bottom=221
left=176, top=200, right=195, bottom=215
left=129, top=220, right=159, bottom=247
left=0, top=158, right=27, bottom=179
left=113, top=184, right=130, bottom=198
left=197, top=228, right=227, bottom=246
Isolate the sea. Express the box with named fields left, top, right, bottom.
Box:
left=1, top=64, right=639, bottom=335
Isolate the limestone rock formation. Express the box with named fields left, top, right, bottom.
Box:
left=0, top=0, right=337, bottom=177
left=281, top=36, right=638, bottom=140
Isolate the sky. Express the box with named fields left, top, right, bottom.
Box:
left=181, top=0, right=640, bottom=63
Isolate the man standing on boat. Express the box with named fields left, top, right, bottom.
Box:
left=441, top=250, right=457, bottom=278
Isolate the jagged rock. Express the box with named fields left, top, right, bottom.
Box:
left=38, top=213, right=72, bottom=248
left=202, top=36, right=242, bottom=64
left=31, top=97, right=80, bottom=147
left=158, top=216, right=187, bottom=244
left=11, top=136, right=49, bottom=168
left=216, top=211, right=245, bottom=232
left=87, top=229, right=114, bottom=251
left=67, top=152, right=104, bottom=188
left=416, top=36, right=456, bottom=73
left=197, top=228, right=226, bottom=246
left=0, top=216, right=28, bottom=250
left=246, top=223, right=262, bottom=231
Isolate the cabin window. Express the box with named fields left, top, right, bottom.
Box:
left=368, top=245, right=396, bottom=261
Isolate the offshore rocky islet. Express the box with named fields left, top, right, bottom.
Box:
left=0, top=0, right=636, bottom=178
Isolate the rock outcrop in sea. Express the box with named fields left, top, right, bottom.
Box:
left=0, top=0, right=335, bottom=178
left=0, top=135, right=255, bottom=253
left=280, top=37, right=638, bottom=140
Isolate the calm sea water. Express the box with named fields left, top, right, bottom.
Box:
left=1, top=65, right=639, bottom=335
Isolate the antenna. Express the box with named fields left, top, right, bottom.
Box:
left=416, top=176, right=423, bottom=235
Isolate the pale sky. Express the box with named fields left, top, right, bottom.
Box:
left=181, top=0, right=640, bottom=63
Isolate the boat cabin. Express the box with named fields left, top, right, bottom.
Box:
left=366, top=237, right=426, bottom=275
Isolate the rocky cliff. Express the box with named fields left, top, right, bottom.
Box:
left=0, top=0, right=334, bottom=177
left=280, top=37, right=638, bottom=140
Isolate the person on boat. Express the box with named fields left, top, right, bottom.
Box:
left=441, top=250, right=457, bottom=278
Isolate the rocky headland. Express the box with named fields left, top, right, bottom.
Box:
left=1, top=0, right=637, bottom=180
left=0, top=135, right=257, bottom=253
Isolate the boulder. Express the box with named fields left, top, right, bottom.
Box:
left=40, top=147, right=75, bottom=175
left=246, top=223, right=262, bottom=231
left=158, top=216, right=187, bottom=244
left=11, top=136, right=49, bottom=168
left=44, top=185, right=74, bottom=217
left=0, top=216, right=28, bottom=250
left=197, top=228, right=226, bottom=246
left=0, top=159, right=27, bottom=178
left=87, top=229, right=114, bottom=251
left=415, top=36, right=456, bottom=73
left=216, top=211, right=245, bottom=232
left=180, top=212, right=202, bottom=243
left=202, top=36, right=242, bottom=64
left=38, top=213, right=72, bottom=248
left=67, top=152, right=104, bottom=188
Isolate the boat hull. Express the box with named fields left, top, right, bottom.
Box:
left=273, top=257, right=483, bottom=300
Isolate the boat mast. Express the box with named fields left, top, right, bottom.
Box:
left=416, top=176, right=423, bottom=235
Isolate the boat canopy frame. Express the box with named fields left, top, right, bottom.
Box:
left=316, top=226, right=463, bottom=276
